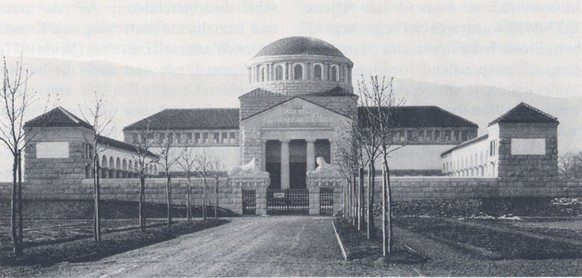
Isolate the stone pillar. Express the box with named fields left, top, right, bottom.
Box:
left=281, top=140, right=290, bottom=189
left=306, top=139, right=315, bottom=172
left=308, top=178, right=320, bottom=215
left=261, top=140, right=267, bottom=171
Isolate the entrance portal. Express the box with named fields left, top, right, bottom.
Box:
left=289, top=140, right=306, bottom=189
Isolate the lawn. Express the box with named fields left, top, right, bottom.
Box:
left=468, top=217, right=582, bottom=242
left=333, top=218, right=426, bottom=264
left=1, top=219, right=229, bottom=266
left=0, top=219, right=167, bottom=250
left=396, top=217, right=582, bottom=260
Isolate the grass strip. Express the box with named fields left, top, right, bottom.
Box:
left=1, top=219, right=229, bottom=266
left=397, top=217, right=582, bottom=260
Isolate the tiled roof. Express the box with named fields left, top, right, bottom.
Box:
left=238, top=88, right=285, bottom=99
left=96, top=135, right=157, bottom=158
left=254, top=36, right=347, bottom=58
left=488, top=102, right=559, bottom=126
left=358, top=106, right=478, bottom=129
left=24, top=107, right=93, bottom=129
left=441, top=134, right=489, bottom=157
left=309, top=86, right=356, bottom=97
left=123, top=108, right=240, bottom=131
left=239, top=87, right=356, bottom=99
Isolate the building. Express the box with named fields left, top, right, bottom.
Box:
left=122, top=36, right=479, bottom=189
left=18, top=36, right=567, bottom=216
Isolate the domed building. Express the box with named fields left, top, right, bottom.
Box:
left=122, top=36, right=479, bottom=190
left=20, top=36, right=562, bottom=217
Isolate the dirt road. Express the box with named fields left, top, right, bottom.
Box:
left=13, top=216, right=415, bottom=277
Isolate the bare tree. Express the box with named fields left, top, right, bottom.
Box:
left=0, top=56, right=54, bottom=256
left=194, top=150, right=212, bottom=220
left=359, top=75, right=406, bottom=255
left=79, top=92, right=115, bottom=241
left=209, top=157, right=227, bottom=218
left=177, top=146, right=196, bottom=222
left=131, top=123, right=158, bottom=231
left=559, top=151, right=582, bottom=179
left=156, top=131, right=179, bottom=227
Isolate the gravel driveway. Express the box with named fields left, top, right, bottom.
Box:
left=9, top=216, right=416, bottom=277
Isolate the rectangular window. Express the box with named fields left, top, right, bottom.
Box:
left=454, top=130, right=460, bottom=141
left=221, top=132, right=227, bottom=143
left=434, top=130, right=440, bottom=141
left=426, top=130, right=432, bottom=141
left=167, top=133, right=173, bottom=143
left=444, top=130, right=451, bottom=141
left=158, top=132, right=166, bottom=143
left=203, top=133, right=208, bottom=143
left=462, top=130, right=468, bottom=141
left=195, top=133, right=200, bottom=144
left=213, top=133, right=219, bottom=143
left=399, top=131, right=405, bottom=141
left=407, top=130, right=413, bottom=141
left=176, top=133, right=182, bottom=144
left=186, top=133, right=192, bottom=143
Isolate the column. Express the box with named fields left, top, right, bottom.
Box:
left=306, top=139, right=315, bottom=172
left=280, top=140, right=290, bottom=189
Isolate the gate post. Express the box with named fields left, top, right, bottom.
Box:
left=256, top=181, right=268, bottom=216
left=307, top=177, right=321, bottom=215
left=228, top=168, right=270, bottom=216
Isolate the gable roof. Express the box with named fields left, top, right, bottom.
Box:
left=441, top=134, right=489, bottom=157
left=488, top=102, right=559, bottom=126
left=96, top=135, right=157, bottom=158
left=24, top=107, right=93, bottom=129
left=358, top=106, right=478, bottom=129
left=241, top=96, right=351, bottom=122
left=123, top=108, right=239, bottom=131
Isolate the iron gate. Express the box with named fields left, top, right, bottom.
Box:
left=267, top=188, right=309, bottom=215
left=242, top=189, right=256, bottom=215
left=320, top=188, right=334, bottom=215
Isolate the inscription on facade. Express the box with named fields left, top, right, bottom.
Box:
left=264, top=109, right=332, bottom=127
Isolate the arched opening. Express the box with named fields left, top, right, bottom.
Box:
left=331, top=66, right=338, bottom=81
left=85, top=164, right=91, bottom=179
left=313, top=64, right=322, bottom=80
left=101, top=155, right=108, bottom=179
left=293, top=64, right=303, bottom=80
left=116, top=158, right=122, bottom=179
left=275, top=65, right=283, bottom=80
left=109, top=157, right=115, bottom=179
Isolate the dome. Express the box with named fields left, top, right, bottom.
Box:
left=254, top=36, right=347, bottom=58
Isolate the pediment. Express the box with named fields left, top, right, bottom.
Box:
left=241, top=97, right=351, bottom=129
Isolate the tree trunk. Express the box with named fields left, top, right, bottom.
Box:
left=386, top=163, right=393, bottom=254
left=214, top=177, right=219, bottom=218
left=166, top=175, right=172, bottom=227
left=17, top=151, right=23, bottom=255
left=202, top=177, right=207, bottom=221
left=350, top=173, right=358, bottom=226
left=186, top=176, right=192, bottom=223
left=367, top=163, right=375, bottom=239
left=358, top=167, right=364, bottom=231
left=139, top=175, right=146, bottom=231
left=382, top=163, right=388, bottom=256
left=94, top=159, right=101, bottom=241
left=11, top=154, right=21, bottom=257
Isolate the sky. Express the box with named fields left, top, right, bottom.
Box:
left=0, top=0, right=581, bottom=181
left=1, top=0, right=580, bottom=97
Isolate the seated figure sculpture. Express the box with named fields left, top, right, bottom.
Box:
left=228, top=158, right=258, bottom=175
left=315, top=157, right=335, bottom=172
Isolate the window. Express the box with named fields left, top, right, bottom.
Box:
left=222, top=132, right=227, bottom=143
left=331, top=66, right=338, bottom=81
left=434, top=130, right=440, bottom=141
left=186, top=133, right=192, bottom=143
left=194, top=133, right=200, bottom=144
left=444, top=130, right=451, bottom=141
left=454, top=130, right=460, bottom=141
left=158, top=132, right=166, bottom=143
left=275, top=65, right=283, bottom=80
left=213, top=133, right=219, bottom=143
left=176, top=133, right=182, bottom=144
left=399, top=131, right=405, bottom=141
left=407, top=130, right=413, bottom=141
left=313, top=64, right=322, bottom=80
left=294, top=64, right=303, bottom=80
left=461, top=130, right=468, bottom=141
left=203, top=133, right=208, bottom=143
left=167, top=133, right=173, bottom=143
left=230, top=132, right=236, bottom=143
left=426, top=130, right=433, bottom=141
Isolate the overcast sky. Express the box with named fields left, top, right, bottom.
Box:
left=1, top=0, right=581, bottom=98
